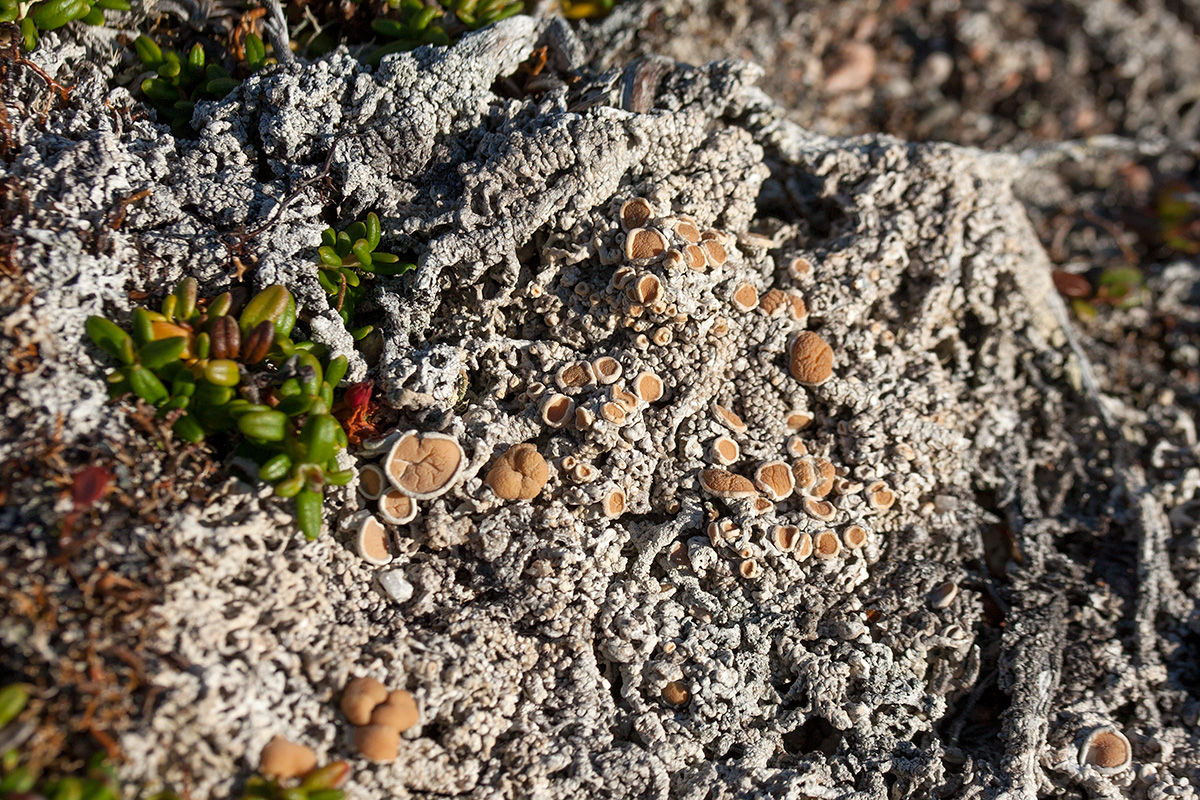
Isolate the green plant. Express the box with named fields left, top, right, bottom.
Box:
left=242, top=761, right=350, bottom=800
left=317, top=212, right=413, bottom=339
left=368, top=0, right=523, bottom=64
left=560, top=0, right=615, bottom=19
left=86, top=279, right=352, bottom=540
left=2, top=0, right=129, bottom=51
left=1157, top=181, right=1200, bottom=255
left=134, top=34, right=270, bottom=129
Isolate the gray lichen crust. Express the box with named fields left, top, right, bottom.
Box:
left=4, top=13, right=1199, bottom=800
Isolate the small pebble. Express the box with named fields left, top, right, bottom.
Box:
left=379, top=569, right=414, bottom=604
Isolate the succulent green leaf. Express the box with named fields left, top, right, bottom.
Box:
left=206, top=76, right=240, bottom=97
left=326, top=469, right=354, bottom=486
left=159, top=395, right=190, bottom=413
left=0, top=765, right=35, bottom=793
left=141, top=77, right=179, bottom=102
left=364, top=212, right=382, bottom=249
left=86, top=316, right=135, bottom=365
left=172, top=277, right=199, bottom=320
left=346, top=221, right=367, bottom=243
left=276, top=393, right=315, bottom=416
left=351, top=239, right=373, bottom=268
left=299, top=413, right=338, bottom=465
left=350, top=325, right=374, bottom=340
left=131, top=307, right=155, bottom=345
left=170, top=372, right=196, bottom=398
left=82, top=7, right=106, bottom=26
left=321, top=228, right=337, bottom=248
left=128, top=365, right=169, bottom=405
left=325, top=355, right=348, bottom=387
left=21, top=17, right=38, bottom=50
left=296, top=351, right=324, bottom=396
left=156, top=57, right=182, bottom=79
left=259, top=453, right=293, bottom=482
left=412, top=5, right=440, bottom=28
left=193, top=380, right=234, bottom=407
left=138, top=336, right=187, bottom=370
left=299, top=761, right=349, bottom=791
left=206, top=291, right=233, bottom=318
left=47, top=775, right=85, bottom=800
left=0, top=684, right=29, bottom=728
left=318, top=246, right=343, bottom=267
left=245, top=32, right=266, bottom=69
left=295, top=488, right=323, bottom=540
left=275, top=474, right=303, bottom=497
left=134, top=35, right=163, bottom=66
left=203, top=358, right=240, bottom=387
left=31, top=0, right=91, bottom=30
left=239, top=285, right=290, bottom=335
left=276, top=290, right=297, bottom=339
left=194, top=331, right=211, bottom=360
left=95, top=0, right=131, bottom=9
left=238, top=410, right=289, bottom=442
left=317, top=269, right=339, bottom=294
left=370, top=18, right=408, bottom=38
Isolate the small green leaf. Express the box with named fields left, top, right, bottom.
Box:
left=0, top=684, right=30, bottom=728
left=276, top=290, right=297, bottom=339
left=81, top=7, right=106, bottom=26
left=371, top=18, right=408, bottom=38
left=204, top=358, right=241, bottom=387
left=128, top=365, right=169, bottom=405
left=276, top=393, right=315, bottom=416
left=412, top=5, right=440, bottom=29
left=0, top=765, right=35, bottom=793
left=86, top=316, right=135, bottom=365
left=275, top=474, right=303, bottom=497
left=95, top=0, right=131, bottom=9
left=138, top=336, right=187, bottom=370
left=295, top=488, right=323, bottom=539
left=245, top=32, right=266, bottom=69
left=134, top=34, right=163, bottom=67
left=299, top=413, right=338, bottom=465
left=365, top=212, right=381, bottom=250
left=239, top=285, right=290, bottom=335
left=20, top=16, right=38, bottom=50
left=296, top=351, right=324, bottom=396
left=206, top=76, right=240, bottom=97
left=193, top=380, right=234, bottom=407
left=131, top=307, right=155, bottom=345
left=181, top=42, right=203, bottom=71
left=318, top=246, right=343, bottom=267
left=351, top=239, right=373, bottom=268
left=326, top=469, right=354, bottom=486
left=157, top=57, right=182, bottom=79
left=238, top=410, right=289, bottom=442
left=325, top=355, right=348, bottom=387
left=31, top=0, right=90, bottom=30
left=259, top=453, right=293, bottom=482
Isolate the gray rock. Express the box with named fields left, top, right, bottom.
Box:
left=4, top=12, right=1197, bottom=800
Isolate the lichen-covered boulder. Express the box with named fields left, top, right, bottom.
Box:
left=4, top=13, right=1196, bottom=800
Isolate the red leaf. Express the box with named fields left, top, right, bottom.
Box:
left=72, top=465, right=112, bottom=510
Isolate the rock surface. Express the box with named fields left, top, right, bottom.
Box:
left=3, top=11, right=1200, bottom=800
